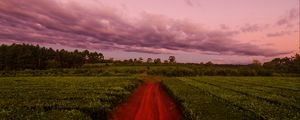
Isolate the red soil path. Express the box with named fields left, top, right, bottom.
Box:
left=110, top=82, right=182, bottom=120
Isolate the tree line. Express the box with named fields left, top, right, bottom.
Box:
left=0, top=44, right=104, bottom=70
left=0, top=44, right=299, bottom=75
left=263, top=54, right=300, bottom=74
left=109, top=56, right=176, bottom=64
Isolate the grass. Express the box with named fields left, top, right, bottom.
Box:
left=162, top=76, right=300, bottom=120
left=0, top=77, right=140, bottom=120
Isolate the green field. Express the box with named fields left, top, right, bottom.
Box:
left=162, top=77, right=300, bottom=120
left=0, top=77, right=140, bottom=120
left=1, top=76, right=299, bottom=120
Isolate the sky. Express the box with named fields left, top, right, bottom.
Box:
left=0, top=0, right=299, bottom=64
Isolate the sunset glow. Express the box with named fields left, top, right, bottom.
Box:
left=0, top=0, right=299, bottom=64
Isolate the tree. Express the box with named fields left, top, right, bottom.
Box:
left=0, top=45, right=7, bottom=69
left=206, top=61, right=213, bottom=65
left=108, top=58, right=114, bottom=63
left=134, top=58, right=138, bottom=63
left=154, top=58, right=161, bottom=64
left=83, top=50, right=90, bottom=62
left=87, top=52, right=103, bottom=63
left=163, top=60, right=169, bottom=64
left=122, top=59, right=129, bottom=64
left=138, top=57, right=143, bottom=63
left=169, top=56, right=176, bottom=63
left=128, top=59, right=133, bottom=63
left=0, top=44, right=104, bottom=70
left=252, top=59, right=262, bottom=66
left=146, top=58, right=153, bottom=63
left=263, top=54, right=300, bottom=73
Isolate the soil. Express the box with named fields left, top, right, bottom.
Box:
left=110, top=82, right=182, bottom=120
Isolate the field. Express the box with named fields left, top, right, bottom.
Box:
left=1, top=76, right=299, bottom=120
left=1, top=1, right=300, bottom=120
left=162, top=77, right=300, bottom=120
left=0, top=77, right=140, bottom=120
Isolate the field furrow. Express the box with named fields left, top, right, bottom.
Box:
left=162, top=78, right=260, bottom=120
left=191, top=78, right=300, bottom=109
left=178, top=77, right=300, bottom=120
left=203, top=78, right=299, bottom=100
left=0, top=77, right=140, bottom=120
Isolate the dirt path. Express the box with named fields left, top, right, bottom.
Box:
left=110, top=82, right=182, bottom=120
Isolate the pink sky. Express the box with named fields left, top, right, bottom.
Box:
left=0, top=0, right=299, bottom=64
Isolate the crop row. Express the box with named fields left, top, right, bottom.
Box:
left=0, top=77, right=140, bottom=120
left=162, top=78, right=259, bottom=120
left=191, top=77, right=300, bottom=109
left=194, top=77, right=300, bottom=102
left=162, top=77, right=300, bottom=120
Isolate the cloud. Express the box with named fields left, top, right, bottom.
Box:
left=184, top=0, right=194, bottom=6
left=240, top=24, right=262, bottom=33
left=267, top=30, right=299, bottom=37
left=220, top=24, right=230, bottom=30
left=267, top=31, right=291, bottom=37
left=0, top=0, right=290, bottom=57
left=276, top=8, right=299, bottom=27
left=183, top=0, right=200, bottom=7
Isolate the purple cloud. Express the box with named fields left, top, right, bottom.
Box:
left=276, top=8, right=299, bottom=27
left=0, top=0, right=290, bottom=57
left=267, top=31, right=291, bottom=37
left=183, top=0, right=200, bottom=7
left=240, top=24, right=262, bottom=33
left=267, top=30, right=299, bottom=37
left=184, top=0, right=194, bottom=6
